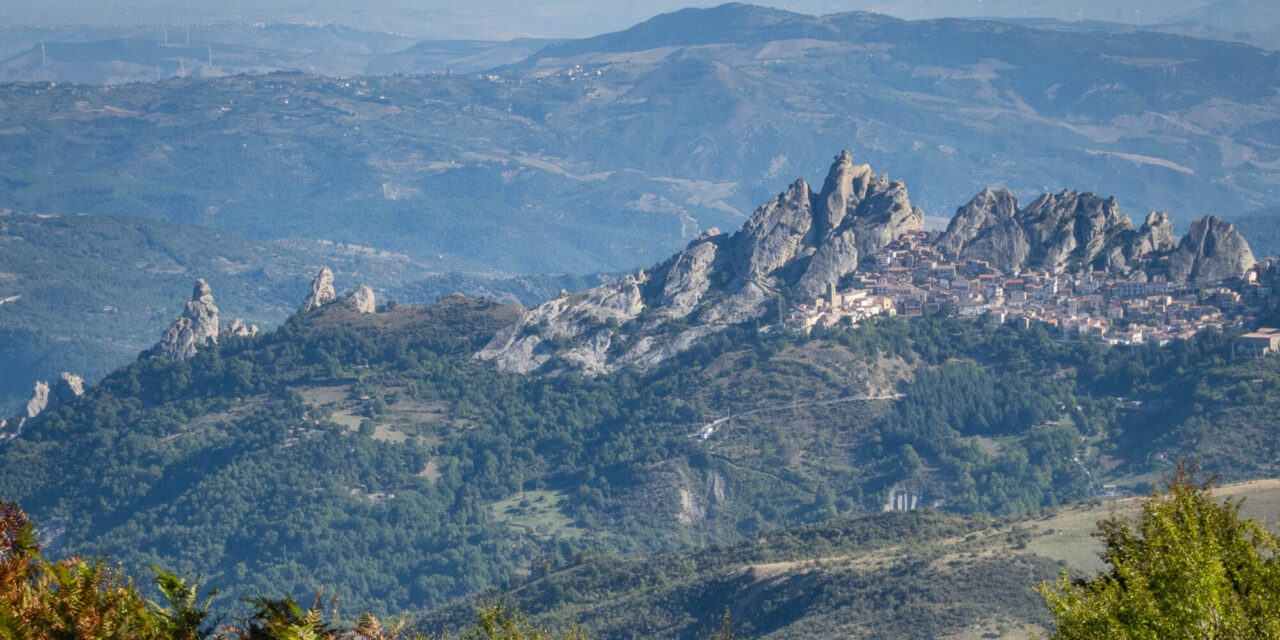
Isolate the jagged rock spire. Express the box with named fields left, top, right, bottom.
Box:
left=156, top=278, right=221, bottom=360
left=479, top=150, right=925, bottom=373
left=301, top=267, right=337, bottom=313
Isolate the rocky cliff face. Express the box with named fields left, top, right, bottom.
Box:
left=938, top=189, right=1136, bottom=276
left=937, top=190, right=1253, bottom=285
left=348, top=285, right=377, bottom=314
left=156, top=279, right=222, bottom=360
left=153, top=279, right=261, bottom=360
left=1163, top=215, right=1256, bottom=284
left=2, top=372, right=84, bottom=440
left=477, top=151, right=924, bottom=374
left=301, top=267, right=337, bottom=313
left=1130, top=212, right=1176, bottom=258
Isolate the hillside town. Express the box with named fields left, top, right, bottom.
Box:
left=786, top=230, right=1280, bottom=348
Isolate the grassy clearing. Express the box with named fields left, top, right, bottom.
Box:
left=489, top=490, right=583, bottom=541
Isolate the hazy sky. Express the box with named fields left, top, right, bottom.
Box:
left=0, top=0, right=1241, bottom=39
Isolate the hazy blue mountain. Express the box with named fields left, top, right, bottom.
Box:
left=1, top=5, right=1277, bottom=274
left=0, top=24, right=551, bottom=84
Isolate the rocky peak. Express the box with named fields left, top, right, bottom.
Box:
left=156, top=278, right=221, bottom=360
left=1019, top=190, right=1131, bottom=272
left=1165, top=215, right=1256, bottom=284
left=1131, top=212, right=1176, bottom=258
left=814, top=150, right=874, bottom=237
left=938, top=188, right=1135, bottom=276
left=737, top=178, right=814, bottom=283
left=220, top=318, right=260, bottom=339
left=478, top=150, right=924, bottom=374
left=936, top=188, right=1021, bottom=266
left=349, top=285, right=377, bottom=314
left=301, top=267, right=337, bottom=313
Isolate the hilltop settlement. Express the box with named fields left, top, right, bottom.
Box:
left=785, top=229, right=1278, bottom=348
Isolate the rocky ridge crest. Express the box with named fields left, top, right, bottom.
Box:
left=477, top=151, right=924, bottom=374
left=937, top=191, right=1253, bottom=284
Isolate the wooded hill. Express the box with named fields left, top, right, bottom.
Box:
left=3, top=288, right=1280, bottom=620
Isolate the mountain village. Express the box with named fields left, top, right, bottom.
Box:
left=786, top=230, right=1280, bottom=350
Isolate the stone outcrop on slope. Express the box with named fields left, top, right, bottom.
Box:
left=300, top=267, right=337, bottom=313
left=476, top=151, right=924, bottom=374
left=156, top=279, right=222, bottom=360
left=1130, top=212, right=1176, bottom=259
left=220, top=318, right=260, bottom=339
left=937, top=190, right=1254, bottom=285
left=937, top=189, right=1136, bottom=276
left=1163, top=215, right=1256, bottom=284
left=53, top=373, right=84, bottom=405
left=300, top=268, right=377, bottom=315
left=2, top=372, right=85, bottom=440
left=153, top=279, right=260, bottom=360
left=348, top=285, right=377, bottom=314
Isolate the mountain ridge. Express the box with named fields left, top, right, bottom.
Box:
left=478, top=151, right=1259, bottom=376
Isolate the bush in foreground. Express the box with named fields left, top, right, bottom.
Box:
left=1039, top=463, right=1280, bottom=639
left=0, top=496, right=582, bottom=640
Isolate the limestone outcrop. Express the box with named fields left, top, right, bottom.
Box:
left=477, top=150, right=924, bottom=374
left=53, top=373, right=84, bottom=405
left=938, top=189, right=1134, bottom=276
left=301, top=267, right=337, bottom=313
left=1130, top=212, right=1176, bottom=258
left=936, top=189, right=1252, bottom=285
left=220, top=318, right=260, bottom=339
left=152, top=279, right=260, bottom=360
left=349, top=285, right=377, bottom=314
left=1163, top=216, right=1256, bottom=284
left=2, top=372, right=84, bottom=439
left=156, top=279, right=222, bottom=360
left=23, top=381, right=49, bottom=422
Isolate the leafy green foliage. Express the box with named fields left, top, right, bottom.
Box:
left=1039, top=464, right=1280, bottom=639
left=2, top=301, right=1278, bottom=616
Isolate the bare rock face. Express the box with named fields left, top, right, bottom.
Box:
left=301, top=267, right=337, bottom=313
left=656, top=234, right=722, bottom=319
left=53, top=373, right=84, bottom=405
left=23, top=381, right=49, bottom=420
left=220, top=318, right=260, bottom=339
left=737, top=179, right=815, bottom=282
left=1019, top=190, right=1132, bottom=273
left=1164, top=215, right=1256, bottom=284
left=2, top=374, right=81, bottom=439
left=1131, top=212, right=1176, bottom=258
left=937, top=189, right=1026, bottom=273
left=478, top=150, right=925, bottom=374
left=349, top=285, right=377, bottom=314
left=795, top=228, right=860, bottom=299
left=156, top=279, right=221, bottom=360
left=939, top=189, right=1134, bottom=275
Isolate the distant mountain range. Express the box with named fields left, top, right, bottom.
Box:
left=1, top=4, right=1278, bottom=274
left=3, top=4, right=1280, bottom=412
left=0, top=23, right=552, bottom=84
left=4, top=0, right=1278, bottom=45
